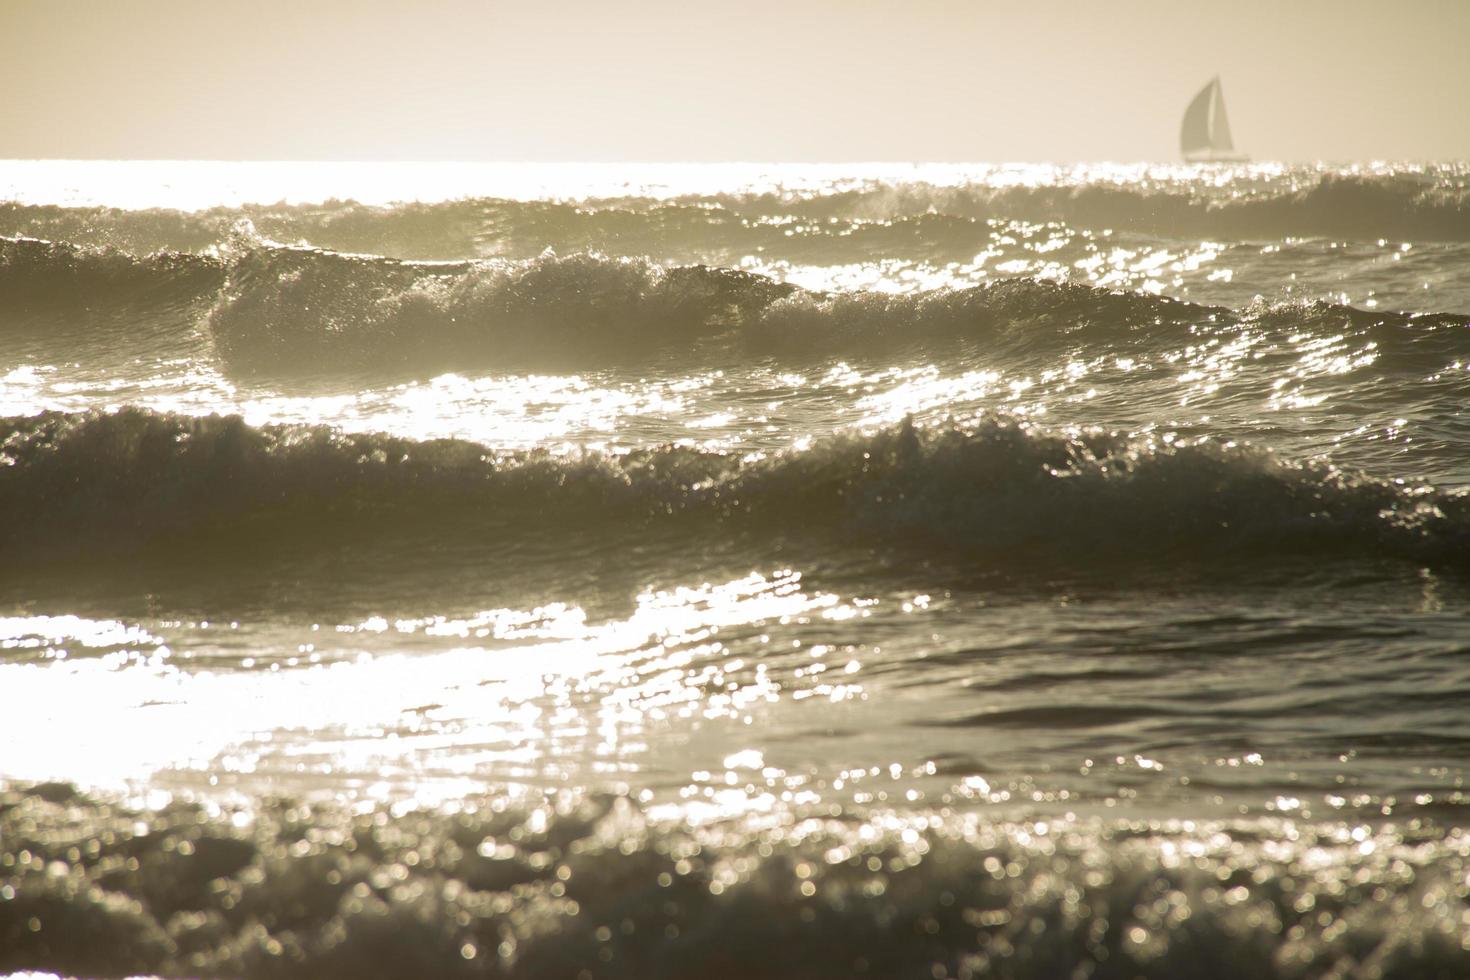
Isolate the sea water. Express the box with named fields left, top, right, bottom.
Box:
left=1, top=161, right=1469, bottom=978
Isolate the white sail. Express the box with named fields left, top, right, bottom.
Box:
left=1180, top=80, right=1214, bottom=157
left=1209, top=78, right=1235, bottom=153
left=1181, top=77, right=1247, bottom=163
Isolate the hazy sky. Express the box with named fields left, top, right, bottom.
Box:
left=3, top=0, right=1467, bottom=162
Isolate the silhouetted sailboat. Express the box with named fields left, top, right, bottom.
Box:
left=1181, top=77, right=1248, bottom=163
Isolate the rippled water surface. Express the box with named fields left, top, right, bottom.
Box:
left=2, top=162, right=1469, bottom=978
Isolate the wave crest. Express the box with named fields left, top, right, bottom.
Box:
left=206, top=245, right=1470, bottom=376
left=207, top=246, right=796, bottom=374
left=4, top=236, right=1466, bottom=379
left=3, top=409, right=1465, bottom=572
left=0, top=236, right=222, bottom=312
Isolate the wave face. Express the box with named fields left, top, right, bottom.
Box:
left=3, top=784, right=1468, bottom=980
left=0, top=236, right=221, bottom=313
left=206, top=246, right=1470, bottom=377
left=207, top=245, right=1470, bottom=379
left=3, top=408, right=1465, bottom=571
left=202, top=244, right=1206, bottom=376
left=7, top=233, right=1467, bottom=381
left=206, top=247, right=795, bottom=375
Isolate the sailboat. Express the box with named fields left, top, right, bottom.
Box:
left=1180, top=76, right=1249, bottom=163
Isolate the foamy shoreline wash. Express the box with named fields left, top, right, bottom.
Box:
left=3, top=161, right=1470, bottom=978
left=4, top=790, right=1469, bottom=980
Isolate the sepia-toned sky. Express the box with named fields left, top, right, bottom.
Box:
left=2, top=0, right=1466, bottom=162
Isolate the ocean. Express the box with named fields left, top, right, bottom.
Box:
left=1, top=160, right=1468, bottom=978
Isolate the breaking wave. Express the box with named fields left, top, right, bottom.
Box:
left=0, top=236, right=222, bottom=314
left=200, top=246, right=1470, bottom=377
left=2, top=782, right=1468, bottom=979
left=2, top=408, right=1466, bottom=573
left=4, top=236, right=1467, bottom=380
left=205, top=246, right=795, bottom=376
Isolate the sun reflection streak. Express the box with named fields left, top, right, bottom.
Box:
left=0, top=571, right=876, bottom=811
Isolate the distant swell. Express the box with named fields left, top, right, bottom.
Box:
left=2, top=409, right=1466, bottom=574
left=730, top=173, right=1470, bottom=243
left=2, top=174, right=1469, bottom=264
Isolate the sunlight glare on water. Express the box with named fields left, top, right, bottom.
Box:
left=3, top=159, right=1432, bottom=211
left=0, top=571, right=872, bottom=813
